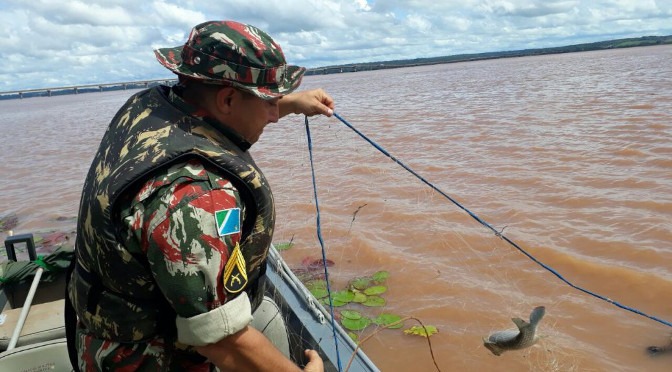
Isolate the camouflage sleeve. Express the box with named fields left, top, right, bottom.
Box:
left=130, top=159, right=253, bottom=345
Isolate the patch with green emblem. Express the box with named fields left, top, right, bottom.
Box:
left=215, top=208, right=240, bottom=237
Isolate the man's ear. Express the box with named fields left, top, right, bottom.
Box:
left=215, top=87, right=236, bottom=115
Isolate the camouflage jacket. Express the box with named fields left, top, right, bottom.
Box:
left=68, top=85, right=275, bottom=369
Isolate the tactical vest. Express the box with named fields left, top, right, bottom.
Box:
left=69, top=86, right=275, bottom=343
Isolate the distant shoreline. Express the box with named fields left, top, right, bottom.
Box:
left=2, top=35, right=670, bottom=100
left=304, top=35, right=672, bottom=75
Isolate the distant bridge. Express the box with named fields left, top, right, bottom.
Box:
left=0, top=79, right=177, bottom=99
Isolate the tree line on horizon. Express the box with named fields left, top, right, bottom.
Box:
left=305, top=35, right=672, bottom=75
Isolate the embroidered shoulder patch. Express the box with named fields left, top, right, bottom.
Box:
left=223, top=242, right=248, bottom=294
left=215, top=208, right=240, bottom=237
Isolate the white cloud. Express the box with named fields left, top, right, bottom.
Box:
left=404, top=14, right=433, bottom=33
left=151, top=0, right=206, bottom=28
left=0, top=0, right=671, bottom=91
left=355, top=0, right=372, bottom=11
left=480, top=0, right=577, bottom=18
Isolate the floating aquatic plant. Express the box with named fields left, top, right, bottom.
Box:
left=371, top=270, right=389, bottom=282
left=340, top=310, right=372, bottom=331
left=363, top=285, right=387, bottom=296
left=352, top=292, right=367, bottom=303
left=306, top=280, right=329, bottom=299
left=350, top=277, right=372, bottom=290
left=275, top=241, right=294, bottom=251
left=291, top=254, right=438, bottom=340
left=373, top=313, right=404, bottom=329
left=340, top=310, right=362, bottom=320
left=313, top=269, right=408, bottom=334
left=325, top=289, right=354, bottom=307
left=404, top=325, right=438, bottom=338
left=362, top=295, right=386, bottom=307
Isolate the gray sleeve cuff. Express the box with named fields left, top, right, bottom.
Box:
left=175, top=292, right=253, bottom=346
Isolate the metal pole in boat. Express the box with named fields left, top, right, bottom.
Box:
left=6, top=239, right=45, bottom=351
left=6, top=268, right=44, bottom=351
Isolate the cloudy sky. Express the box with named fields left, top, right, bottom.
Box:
left=1, top=0, right=670, bottom=91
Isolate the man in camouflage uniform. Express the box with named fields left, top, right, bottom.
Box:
left=66, top=20, right=333, bottom=371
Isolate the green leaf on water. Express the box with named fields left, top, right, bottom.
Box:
left=363, top=285, right=387, bottom=296
left=362, top=295, right=386, bottom=307
left=310, top=287, right=329, bottom=299
left=403, top=325, right=438, bottom=338
left=275, top=241, right=294, bottom=251
left=352, top=292, right=367, bottom=303
left=321, top=297, right=348, bottom=307
left=341, top=316, right=372, bottom=331
left=306, top=280, right=328, bottom=298
left=341, top=310, right=362, bottom=320
left=348, top=332, right=359, bottom=342
left=350, top=277, right=372, bottom=290
left=373, top=313, right=404, bottom=329
left=372, top=270, right=389, bottom=282
left=306, top=279, right=327, bottom=290
left=332, top=290, right=355, bottom=304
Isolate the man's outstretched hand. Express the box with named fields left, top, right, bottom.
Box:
left=280, top=89, right=335, bottom=118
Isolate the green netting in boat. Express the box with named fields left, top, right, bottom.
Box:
left=0, top=246, right=73, bottom=285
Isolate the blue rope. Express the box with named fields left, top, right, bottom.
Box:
left=330, top=112, right=672, bottom=329
left=304, top=116, right=343, bottom=371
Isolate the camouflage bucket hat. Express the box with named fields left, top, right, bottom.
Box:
left=154, top=20, right=305, bottom=99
